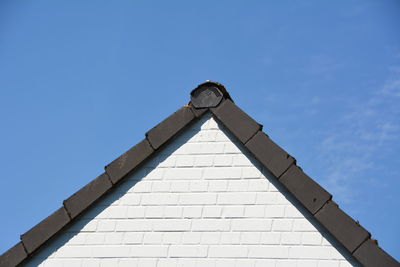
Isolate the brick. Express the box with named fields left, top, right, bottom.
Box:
left=169, top=245, right=208, bottom=258
left=145, top=206, right=164, bottom=218
left=209, top=245, right=248, bottom=258
left=280, top=232, right=301, bottom=245
left=105, top=139, right=154, bottom=184
left=164, top=206, right=183, bottom=218
left=248, top=179, right=269, bottom=191
left=116, top=220, right=152, bottom=231
left=183, top=206, right=202, bottom=218
left=220, top=233, right=241, bottom=244
left=231, top=219, right=272, bottom=231
left=164, top=168, right=202, bottom=180
left=241, top=232, right=261, bottom=244
left=260, top=232, right=281, bottom=244
left=302, top=232, right=322, bottom=245
left=265, top=205, right=285, bottom=218
left=152, top=181, right=171, bottom=192
left=255, top=259, right=276, bottom=267
left=120, top=194, right=141, bottom=205
left=21, top=207, right=70, bottom=254
left=146, top=106, right=195, bottom=149
left=182, top=232, right=201, bottom=244
left=245, top=205, right=265, bottom=218
left=203, top=167, right=241, bottom=180
left=0, top=242, right=27, bottom=267
left=288, top=246, right=331, bottom=259
left=107, top=206, right=127, bottom=218
left=279, top=165, right=331, bottom=214
left=218, top=192, right=256, bottom=205
left=190, top=181, right=209, bottom=192
left=153, top=219, right=191, bottom=231
left=124, top=233, right=143, bottom=244
left=202, top=206, right=222, bottom=218
left=192, top=219, right=230, bottom=231
left=126, top=206, right=145, bottom=218
left=64, top=173, right=112, bottom=219
left=227, top=180, right=249, bottom=192
left=145, top=168, right=164, bottom=180
left=194, top=155, right=214, bottom=167
left=130, top=245, right=168, bottom=257
left=208, top=180, right=228, bottom=192
left=170, top=181, right=190, bottom=192
left=315, top=201, right=370, bottom=253
left=241, top=167, right=262, bottom=179
left=222, top=206, right=244, bottom=218
left=201, top=232, right=221, bottom=244
left=272, top=219, right=293, bottom=231
left=256, top=192, right=278, bottom=204
left=175, top=155, right=196, bottom=167
left=131, top=181, right=152, bottom=192
left=143, top=233, right=163, bottom=244
left=179, top=193, right=217, bottom=205
left=163, top=232, right=182, bottom=245
left=292, top=219, right=316, bottom=232
left=214, top=155, right=233, bottom=166
left=245, top=131, right=294, bottom=177
left=56, top=246, right=92, bottom=258
left=92, top=246, right=130, bottom=257
left=248, top=246, right=289, bottom=258
left=141, top=193, right=179, bottom=205
left=85, top=233, right=105, bottom=244
left=211, top=99, right=261, bottom=144
left=97, top=220, right=116, bottom=232
left=353, top=239, right=399, bottom=267
left=104, top=232, right=124, bottom=244
left=232, top=154, right=252, bottom=166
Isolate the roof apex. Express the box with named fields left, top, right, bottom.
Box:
left=190, top=81, right=233, bottom=108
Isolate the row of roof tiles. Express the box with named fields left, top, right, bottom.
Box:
left=0, top=82, right=398, bottom=267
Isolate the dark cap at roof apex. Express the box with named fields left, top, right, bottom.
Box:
left=190, top=81, right=232, bottom=108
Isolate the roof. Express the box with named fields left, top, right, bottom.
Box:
left=0, top=81, right=398, bottom=267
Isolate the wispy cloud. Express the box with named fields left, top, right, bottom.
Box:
left=317, top=68, right=400, bottom=202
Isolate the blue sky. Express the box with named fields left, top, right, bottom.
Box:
left=0, top=0, right=399, bottom=260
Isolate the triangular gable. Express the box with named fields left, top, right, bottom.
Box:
left=0, top=81, right=398, bottom=267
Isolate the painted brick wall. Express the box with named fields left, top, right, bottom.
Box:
left=23, top=114, right=360, bottom=267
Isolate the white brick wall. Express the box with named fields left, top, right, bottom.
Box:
left=24, top=114, right=359, bottom=267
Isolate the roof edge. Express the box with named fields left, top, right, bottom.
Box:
left=1, top=83, right=398, bottom=267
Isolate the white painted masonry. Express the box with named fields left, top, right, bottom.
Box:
left=23, top=114, right=359, bottom=267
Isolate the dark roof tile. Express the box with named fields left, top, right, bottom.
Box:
left=146, top=106, right=195, bottom=149
left=315, top=201, right=370, bottom=253
left=279, top=165, right=331, bottom=214
left=105, top=139, right=154, bottom=184
left=211, top=99, right=261, bottom=144
left=245, top=131, right=295, bottom=177
left=0, top=242, right=27, bottom=267
left=20, top=207, right=70, bottom=254
left=63, top=173, right=112, bottom=219
left=353, top=239, right=399, bottom=267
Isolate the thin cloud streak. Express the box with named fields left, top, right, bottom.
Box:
left=317, top=68, right=400, bottom=202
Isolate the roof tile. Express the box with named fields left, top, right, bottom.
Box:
left=0, top=242, right=27, bottom=267
left=146, top=106, right=195, bottom=149
left=279, top=165, right=331, bottom=214
left=353, top=239, right=399, bottom=267
left=245, top=131, right=295, bottom=177
left=20, top=207, right=70, bottom=254
left=105, top=139, right=154, bottom=184
left=315, top=201, right=370, bottom=253
left=63, top=173, right=112, bottom=219
left=211, top=99, right=261, bottom=144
